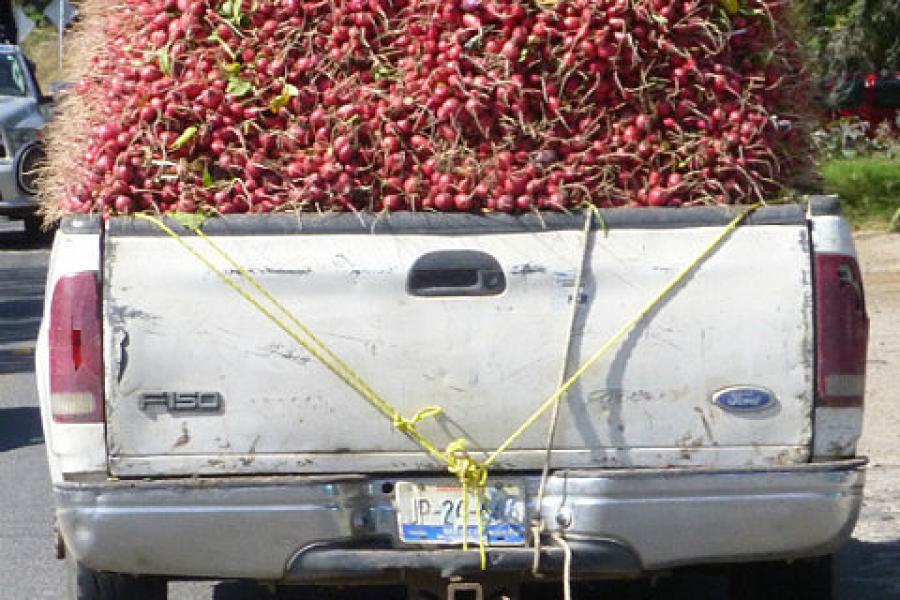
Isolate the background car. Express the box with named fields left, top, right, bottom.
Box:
left=0, top=44, right=51, bottom=240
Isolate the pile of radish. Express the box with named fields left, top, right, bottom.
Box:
left=45, top=0, right=813, bottom=217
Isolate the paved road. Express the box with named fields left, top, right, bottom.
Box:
left=0, top=219, right=66, bottom=600
left=0, top=218, right=896, bottom=599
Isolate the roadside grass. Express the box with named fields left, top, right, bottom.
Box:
left=20, top=26, right=68, bottom=92
left=820, top=157, right=900, bottom=231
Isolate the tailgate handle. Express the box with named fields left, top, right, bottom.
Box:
left=407, top=250, right=506, bottom=297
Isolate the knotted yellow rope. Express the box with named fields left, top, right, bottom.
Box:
left=133, top=204, right=758, bottom=570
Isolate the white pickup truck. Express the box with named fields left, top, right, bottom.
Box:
left=37, top=197, right=868, bottom=600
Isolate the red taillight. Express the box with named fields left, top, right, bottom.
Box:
left=815, top=254, right=869, bottom=407
left=49, top=272, right=104, bottom=423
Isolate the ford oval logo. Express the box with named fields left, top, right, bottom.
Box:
left=712, top=387, right=777, bottom=412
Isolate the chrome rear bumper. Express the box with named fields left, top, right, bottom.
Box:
left=56, top=459, right=864, bottom=581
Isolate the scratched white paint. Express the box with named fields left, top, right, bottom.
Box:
left=97, top=223, right=816, bottom=477
left=813, top=407, right=863, bottom=457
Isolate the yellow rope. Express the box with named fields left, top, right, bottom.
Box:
left=484, top=204, right=760, bottom=467
left=132, top=204, right=759, bottom=570
left=133, top=214, right=449, bottom=461
left=393, top=406, right=444, bottom=436
left=187, top=224, right=491, bottom=536
left=191, top=227, right=388, bottom=412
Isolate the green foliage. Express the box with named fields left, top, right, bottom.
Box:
left=821, top=156, right=900, bottom=229
left=21, top=1, right=54, bottom=28
left=797, top=0, right=900, bottom=81
left=814, top=116, right=900, bottom=159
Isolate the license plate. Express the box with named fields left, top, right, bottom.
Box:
left=395, top=481, right=527, bottom=546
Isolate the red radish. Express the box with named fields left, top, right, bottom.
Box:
left=433, top=193, right=453, bottom=211
left=462, top=14, right=482, bottom=29
left=454, top=194, right=474, bottom=211
left=383, top=194, right=404, bottom=210
left=43, top=0, right=812, bottom=219
left=114, top=195, right=134, bottom=213
left=495, top=195, right=515, bottom=212
left=647, top=187, right=669, bottom=207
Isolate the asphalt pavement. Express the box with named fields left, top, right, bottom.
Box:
left=0, top=218, right=65, bottom=600
left=0, top=217, right=894, bottom=600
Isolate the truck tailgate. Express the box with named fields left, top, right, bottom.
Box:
left=103, top=211, right=814, bottom=477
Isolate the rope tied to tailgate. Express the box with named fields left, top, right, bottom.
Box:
left=132, top=204, right=759, bottom=572
left=393, top=406, right=444, bottom=436
left=444, top=438, right=490, bottom=566
left=133, top=212, right=492, bottom=566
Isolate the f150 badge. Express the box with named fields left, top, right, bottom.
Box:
left=712, top=386, right=776, bottom=412
left=139, top=392, right=223, bottom=413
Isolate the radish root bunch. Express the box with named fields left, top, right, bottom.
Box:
left=41, top=0, right=816, bottom=220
